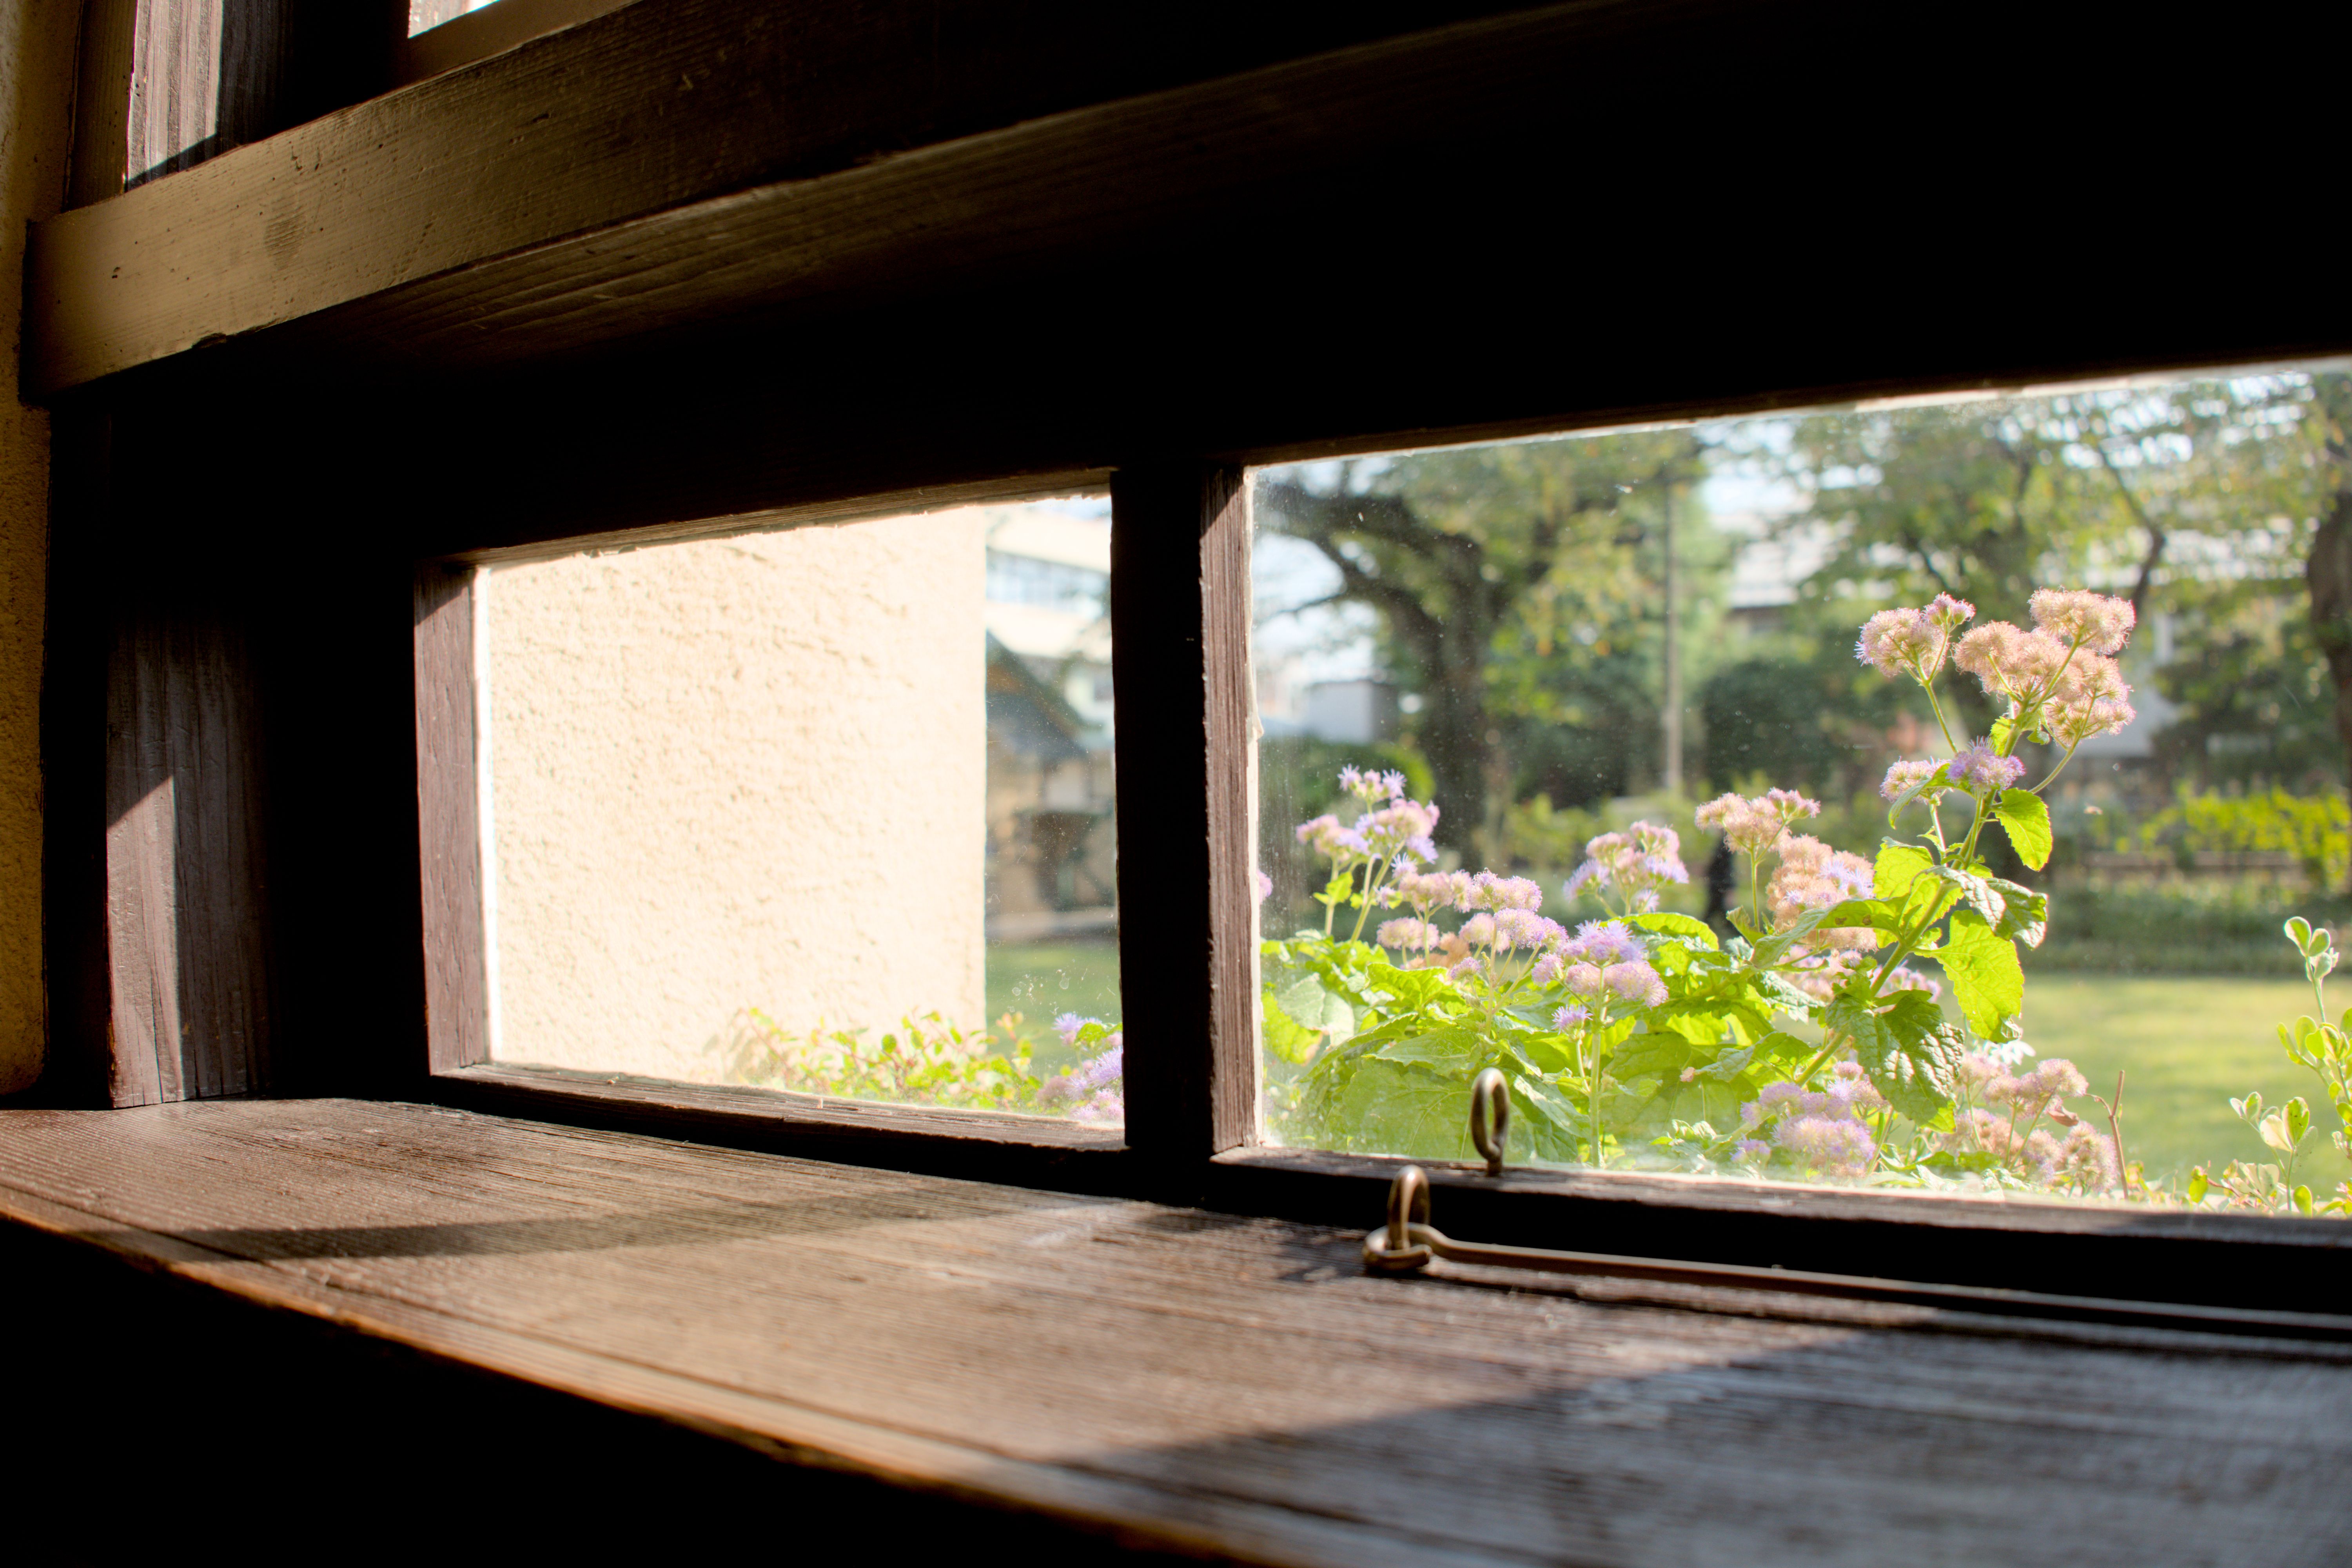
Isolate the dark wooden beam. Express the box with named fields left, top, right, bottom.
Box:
left=1112, top=465, right=1257, bottom=1165
left=24, top=0, right=1551, bottom=398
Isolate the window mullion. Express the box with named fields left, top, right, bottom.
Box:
left=1110, top=463, right=1258, bottom=1165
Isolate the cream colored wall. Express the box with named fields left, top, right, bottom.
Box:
left=483, top=510, right=987, bottom=1083
left=0, top=2, right=80, bottom=1093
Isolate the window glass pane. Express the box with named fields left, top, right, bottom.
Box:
left=481, top=500, right=1122, bottom=1123
left=408, top=0, right=496, bottom=34
left=1253, top=363, right=2352, bottom=1216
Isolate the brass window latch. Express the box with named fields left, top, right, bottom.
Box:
left=1362, top=1071, right=2352, bottom=1343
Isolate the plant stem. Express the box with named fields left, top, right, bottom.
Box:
left=1789, top=1033, right=1843, bottom=1087
left=2100, top=1070, right=2128, bottom=1196
left=2027, top=740, right=2083, bottom=794
left=1921, top=676, right=1962, bottom=755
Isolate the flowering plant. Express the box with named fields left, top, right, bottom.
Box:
left=1262, top=588, right=2175, bottom=1196
left=715, top=1005, right=1125, bottom=1121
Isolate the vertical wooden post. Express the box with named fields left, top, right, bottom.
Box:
left=414, top=563, right=490, bottom=1074
left=102, top=587, right=276, bottom=1105
left=39, top=0, right=405, bottom=1105
left=1111, top=463, right=1258, bottom=1167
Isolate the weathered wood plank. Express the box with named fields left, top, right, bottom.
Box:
left=118, top=1, right=406, bottom=190
left=101, top=595, right=276, bottom=1106
left=2, top=1098, right=2348, bottom=1566
left=413, top=563, right=486, bottom=1073
left=1112, top=466, right=1257, bottom=1162
left=23, top=0, right=1548, bottom=396
left=436, top=1062, right=1131, bottom=1181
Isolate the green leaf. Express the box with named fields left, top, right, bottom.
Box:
left=1363, top=961, right=1455, bottom=1013
left=1611, top=1032, right=1701, bottom=1083
left=1814, top=898, right=1903, bottom=936
left=2258, top=1110, right=2296, bottom=1153
left=1989, top=713, right=2018, bottom=752
left=1260, top=984, right=1320, bottom=1065
left=1749, top=1031, right=1818, bottom=1070
left=1991, top=788, right=2053, bottom=871
left=1744, top=907, right=1826, bottom=969
left=1507, top=1073, right=1588, bottom=1161
left=1268, top=974, right=1353, bottom=1063
left=1331, top=1059, right=1472, bottom=1160
left=2187, top=1167, right=2210, bottom=1203
left=1874, top=840, right=1935, bottom=901
left=1825, top=988, right=1967, bottom=1123
left=1925, top=864, right=2006, bottom=930
left=1368, top=1025, right=1486, bottom=1071
left=2295, top=1185, right=2316, bottom=1215
left=1984, top=878, right=2047, bottom=949
left=1937, top=910, right=2024, bottom=1039
left=2231, top=1091, right=2265, bottom=1127
left=1755, top=970, right=1823, bottom=1015
left=2287, top=1095, right=2313, bottom=1147
left=1631, top=911, right=1719, bottom=949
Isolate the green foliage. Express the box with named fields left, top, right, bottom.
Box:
left=1822, top=990, right=1967, bottom=1125
left=2107, top=789, right=2352, bottom=889
left=2029, top=884, right=2344, bottom=976
left=1265, top=911, right=1818, bottom=1168
left=1935, top=911, right=2025, bottom=1038
left=713, top=1008, right=1044, bottom=1110
left=1991, top=789, right=2052, bottom=871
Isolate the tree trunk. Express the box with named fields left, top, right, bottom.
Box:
left=2305, top=477, right=2352, bottom=896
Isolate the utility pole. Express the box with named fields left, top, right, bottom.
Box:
left=1661, top=474, right=1682, bottom=794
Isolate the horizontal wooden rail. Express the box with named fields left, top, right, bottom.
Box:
left=21, top=0, right=1559, bottom=398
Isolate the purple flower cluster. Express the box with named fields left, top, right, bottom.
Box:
left=1774, top=1114, right=1878, bottom=1176
left=1563, top=820, right=1689, bottom=915
left=1544, top=922, right=1665, bottom=1013
left=1946, top=740, right=2027, bottom=795
left=1740, top=1063, right=1889, bottom=1178
left=1040, top=1014, right=1124, bottom=1122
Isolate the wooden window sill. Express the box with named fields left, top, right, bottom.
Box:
left=4, top=1099, right=2349, bottom=1561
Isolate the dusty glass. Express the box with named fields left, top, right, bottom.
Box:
left=479, top=499, right=1122, bottom=1121
left=1252, top=363, right=2352, bottom=1215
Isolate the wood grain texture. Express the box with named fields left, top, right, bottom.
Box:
left=1112, top=466, right=1256, bottom=1162
left=102, top=595, right=275, bottom=1106
left=119, top=0, right=405, bottom=189
left=413, top=563, right=486, bottom=1073
left=3, top=1098, right=2351, bottom=1566
left=66, top=0, right=138, bottom=207
left=437, top=1063, right=1131, bottom=1192
left=24, top=0, right=1550, bottom=396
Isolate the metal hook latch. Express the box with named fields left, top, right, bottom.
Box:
left=1468, top=1067, right=1508, bottom=1177
left=1356, top=1166, right=2352, bottom=1341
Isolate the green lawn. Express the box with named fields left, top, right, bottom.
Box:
left=1986, top=975, right=2350, bottom=1194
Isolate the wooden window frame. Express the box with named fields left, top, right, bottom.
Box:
left=26, top=0, right=2352, bottom=1319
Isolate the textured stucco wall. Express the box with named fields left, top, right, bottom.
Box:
left=484, top=512, right=986, bottom=1082
left=0, top=2, right=79, bottom=1093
